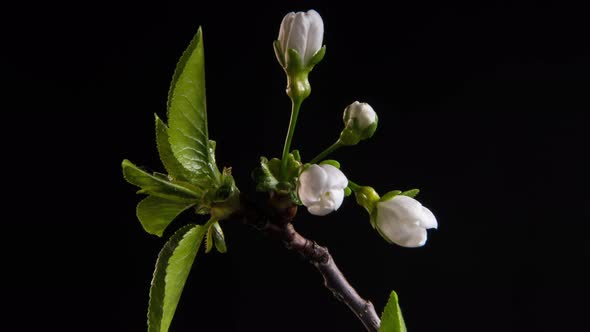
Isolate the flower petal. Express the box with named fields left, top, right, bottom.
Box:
left=308, top=203, right=332, bottom=216
left=377, top=213, right=427, bottom=248
left=298, top=164, right=328, bottom=205
left=304, top=10, right=324, bottom=64
left=420, top=206, right=438, bottom=229
left=278, top=12, right=295, bottom=53
left=286, top=12, right=309, bottom=60
left=320, top=164, right=348, bottom=189
left=380, top=195, right=423, bottom=222
left=322, top=188, right=344, bottom=212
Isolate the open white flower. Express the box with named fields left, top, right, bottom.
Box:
left=277, top=10, right=324, bottom=67
left=375, top=195, right=437, bottom=247
left=298, top=164, right=348, bottom=216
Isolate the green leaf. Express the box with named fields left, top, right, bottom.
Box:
left=401, top=189, right=420, bottom=198
left=122, top=160, right=201, bottom=202
left=137, top=196, right=195, bottom=237
left=168, top=28, right=220, bottom=185
left=155, top=114, right=197, bottom=183
left=379, top=291, right=407, bottom=332
left=148, top=223, right=208, bottom=332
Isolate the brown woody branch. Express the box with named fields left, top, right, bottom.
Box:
left=231, top=193, right=381, bottom=332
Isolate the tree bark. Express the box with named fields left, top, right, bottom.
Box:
left=232, top=193, right=381, bottom=331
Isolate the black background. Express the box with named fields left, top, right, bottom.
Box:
left=7, top=1, right=589, bottom=331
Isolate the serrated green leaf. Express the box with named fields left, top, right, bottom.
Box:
left=136, top=196, right=194, bottom=237
left=379, top=291, right=407, bottom=332
left=122, top=160, right=201, bottom=202
left=401, top=189, right=420, bottom=198
left=168, top=28, right=220, bottom=185
left=167, top=31, right=200, bottom=111
left=155, top=114, right=197, bottom=183
left=148, top=223, right=208, bottom=332
left=211, top=221, right=227, bottom=253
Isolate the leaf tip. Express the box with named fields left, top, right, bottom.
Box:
left=122, top=159, right=133, bottom=169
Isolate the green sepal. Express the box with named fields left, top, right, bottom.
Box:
left=307, top=45, right=326, bottom=68
left=205, top=224, right=214, bottom=253
left=401, top=189, right=420, bottom=198
left=344, top=187, right=352, bottom=197
left=319, top=159, right=340, bottom=169
left=137, top=196, right=195, bottom=237
left=353, top=186, right=381, bottom=215
left=252, top=157, right=280, bottom=192
left=122, top=159, right=202, bottom=202
left=253, top=154, right=301, bottom=193
left=205, top=221, right=226, bottom=254
left=338, top=127, right=361, bottom=146
left=339, top=113, right=379, bottom=146
left=285, top=48, right=305, bottom=75
left=364, top=113, right=379, bottom=140
left=378, top=291, right=407, bottom=332
left=211, top=167, right=237, bottom=203
left=148, top=223, right=209, bottom=332
left=211, top=221, right=227, bottom=253
left=281, top=153, right=302, bottom=184
left=291, top=149, right=301, bottom=162
left=289, top=189, right=303, bottom=206
left=381, top=190, right=402, bottom=202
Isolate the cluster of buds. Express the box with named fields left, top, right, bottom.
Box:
left=269, top=10, right=437, bottom=248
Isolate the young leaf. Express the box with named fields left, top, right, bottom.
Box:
left=148, top=223, right=208, bottom=332
left=379, top=291, right=407, bottom=332
left=136, top=196, right=195, bottom=237
left=122, top=160, right=201, bottom=202
left=155, top=114, right=197, bottom=183
left=167, top=28, right=220, bottom=185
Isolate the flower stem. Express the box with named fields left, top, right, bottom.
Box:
left=280, top=98, right=303, bottom=179
left=347, top=180, right=362, bottom=192
left=309, top=141, right=343, bottom=164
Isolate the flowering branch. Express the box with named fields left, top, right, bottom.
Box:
left=122, top=9, right=428, bottom=332
left=232, top=194, right=381, bottom=332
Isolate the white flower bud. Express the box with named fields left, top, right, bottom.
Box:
left=343, top=101, right=376, bottom=130
left=339, top=102, right=378, bottom=145
left=298, top=164, right=348, bottom=216
left=375, top=195, right=437, bottom=247
left=277, top=10, right=324, bottom=67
